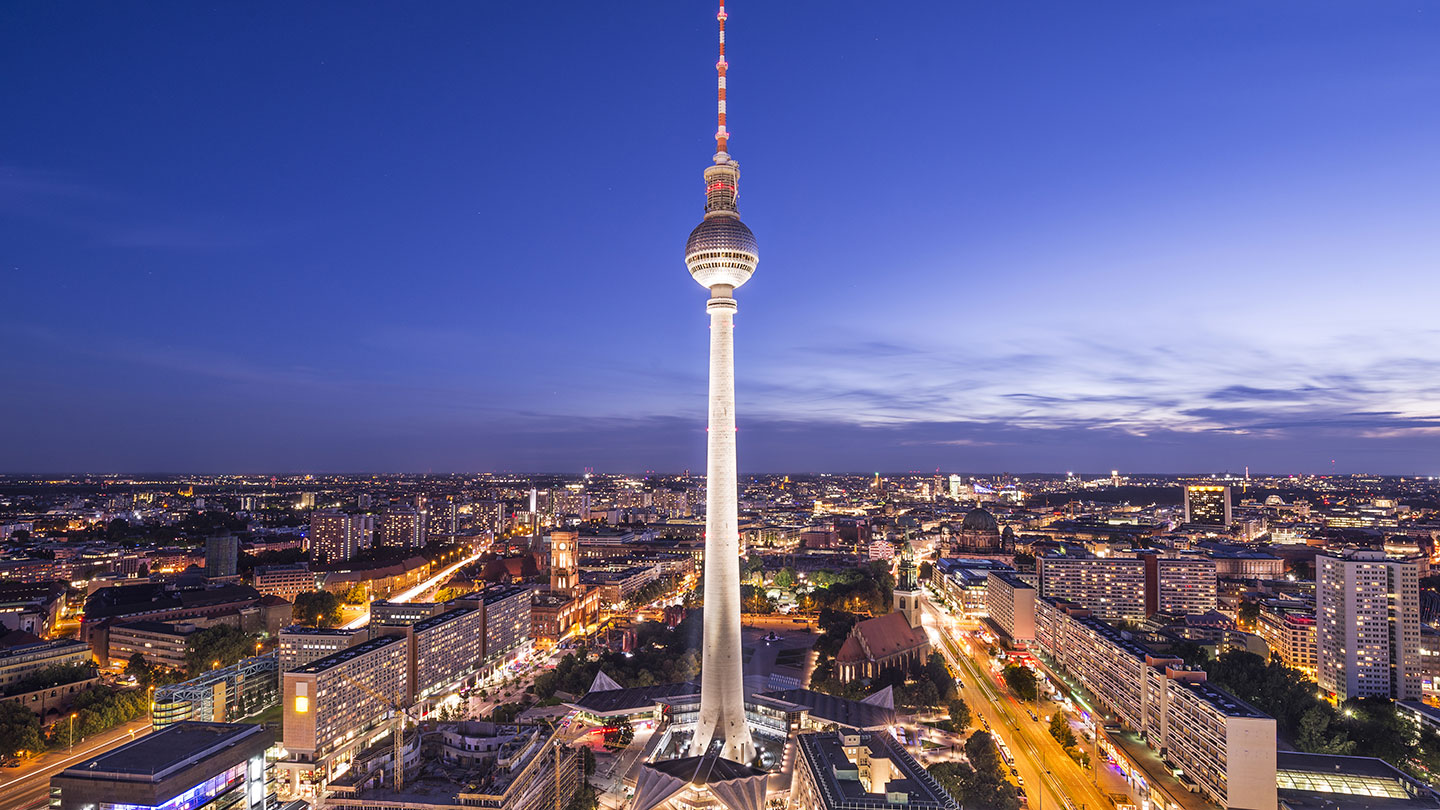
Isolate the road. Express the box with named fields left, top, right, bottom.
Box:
left=920, top=595, right=1112, bottom=810
left=343, top=551, right=485, bottom=629
left=0, top=717, right=152, bottom=810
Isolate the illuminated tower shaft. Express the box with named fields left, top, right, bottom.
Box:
left=686, top=0, right=757, bottom=763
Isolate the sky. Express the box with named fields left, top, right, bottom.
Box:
left=3, top=1, right=1440, bottom=475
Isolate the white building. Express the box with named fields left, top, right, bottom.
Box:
left=1316, top=549, right=1421, bottom=701
left=985, top=571, right=1036, bottom=643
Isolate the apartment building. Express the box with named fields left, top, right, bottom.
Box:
left=310, top=512, right=373, bottom=564
left=1317, top=549, right=1421, bottom=700
left=1151, top=556, right=1218, bottom=616
left=985, top=571, right=1036, bottom=643
left=407, top=606, right=483, bottom=702
left=278, top=626, right=368, bottom=671
left=1038, top=556, right=1147, bottom=622
left=479, top=585, right=532, bottom=670
left=1256, top=600, right=1317, bottom=678
left=280, top=634, right=409, bottom=795
left=1035, top=597, right=1277, bottom=810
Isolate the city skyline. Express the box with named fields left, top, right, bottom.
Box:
left=5, top=2, right=1440, bottom=473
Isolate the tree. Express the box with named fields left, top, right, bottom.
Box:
left=184, top=625, right=258, bottom=677
left=918, top=561, right=934, bottom=581
left=341, top=583, right=368, bottom=605
left=579, top=745, right=597, bottom=776
left=925, top=652, right=957, bottom=701
left=774, top=567, right=796, bottom=590
left=125, top=653, right=153, bottom=686
left=0, top=702, right=44, bottom=757
left=1049, top=713, right=1077, bottom=749
left=926, top=732, right=1019, bottom=810
left=947, top=697, right=972, bottom=729
left=1237, top=599, right=1261, bottom=629
left=292, top=590, right=344, bottom=627
left=1003, top=665, right=1038, bottom=702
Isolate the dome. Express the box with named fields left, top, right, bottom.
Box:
left=961, top=507, right=999, bottom=534
left=685, top=215, right=759, bottom=290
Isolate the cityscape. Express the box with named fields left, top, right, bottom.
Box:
left=4, top=4, right=1440, bottom=810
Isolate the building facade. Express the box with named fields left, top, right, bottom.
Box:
left=278, top=625, right=368, bottom=671
left=310, top=511, right=373, bottom=564
left=1317, top=549, right=1421, bottom=701
left=152, top=655, right=279, bottom=727
left=1035, top=597, right=1277, bottom=810
left=986, top=571, right=1037, bottom=643
left=1183, top=484, right=1233, bottom=526
left=254, top=563, right=318, bottom=603
left=1037, top=556, right=1146, bottom=622
left=1257, top=600, right=1317, bottom=678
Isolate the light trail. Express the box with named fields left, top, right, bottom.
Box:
left=343, top=551, right=483, bottom=629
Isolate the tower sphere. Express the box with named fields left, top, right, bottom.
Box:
left=685, top=215, right=758, bottom=290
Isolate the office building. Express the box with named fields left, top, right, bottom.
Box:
left=1035, top=597, right=1277, bottom=810
left=50, top=722, right=273, bottom=810
left=1183, top=484, right=1232, bottom=526
left=278, top=625, right=368, bottom=671
left=152, top=655, right=279, bottom=727
left=1037, top=555, right=1146, bottom=622
left=105, top=620, right=198, bottom=670
left=310, top=511, right=373, bottom=563
left=1317, top=549, right=1421, bottom=700
left=254, top=563, right=318, bottom=603
left=205, top=534, right=239, bottom=579
left=0, top=637, right=92, bottom=693
left=280, top=634, right=409, bottom=795
left=986, top=571, right=1036, bottom=643
left=789, top=730, right=959, bottom=810
left=1257, top=600, right=1317, bottom=678
left=379, top=507, right=425, bottom=550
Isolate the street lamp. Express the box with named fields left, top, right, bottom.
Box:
left=68, top=713, right=77, bottom=751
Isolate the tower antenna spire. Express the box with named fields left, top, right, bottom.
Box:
left=715, top=1, right=729, bottom=156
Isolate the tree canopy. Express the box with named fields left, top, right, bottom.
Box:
left=292, top=590, right=344, bottom=627
left=1003, top=665, right=1038, bottom=702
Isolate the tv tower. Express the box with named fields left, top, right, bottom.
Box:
left=687, top=0, right=757, bottom=763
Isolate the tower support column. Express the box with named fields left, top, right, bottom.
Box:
left=692, top=293, right=753, bottom=763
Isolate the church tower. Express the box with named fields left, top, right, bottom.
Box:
left=893, top=543, right=922, bottom=628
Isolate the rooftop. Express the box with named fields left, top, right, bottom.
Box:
left=795, top=731, right=958, bottom=810
left=753, top=688, right=895, bottom=730
left=60, top=722, right=269, bottom=780
left=292, top=634, right=404, bottom=674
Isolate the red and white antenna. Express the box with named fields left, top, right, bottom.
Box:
left=715, top=1, right=729, bottom=155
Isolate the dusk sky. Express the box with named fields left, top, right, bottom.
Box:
left=3, top=2, right=1439, bottom=475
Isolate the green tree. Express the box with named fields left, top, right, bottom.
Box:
left=1049, top=713, right=1077, bottom=749
left=124, top=653, right=153, bottom=686
left=0, top=702, right=44, bottom=757
left=1237, top=599, right=1261, bottom=628
left=925, top=652, right=957, bottom=700
left=918, top=561, right=934, bottom=581
left=947, top=697, right=972, bottom=729
left=774, top=567, right=796, bottom=590
left=927, top=732, right=1019, bottom=810
left=341, top=583, right=368, bottom=605
left=1002, top=665, right=1038, bottom=702
left=184, top=625, right=257, bottom=677
left=292, top=590, right=344, bottom=627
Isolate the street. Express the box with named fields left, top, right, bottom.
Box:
left=0, top=717, right=152, bottom=810
left=920, top=594, right=1119, bottom=810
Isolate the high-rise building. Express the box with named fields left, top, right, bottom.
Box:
left=1317, top=549, right=1421, bottom=700
left=205, top=534, right=239, bottom=579
left=1147, top=555, right=1218, bottom=616
left=379, top=507, right=425, bottom=550
left=278, top=626, right=368, bottom=671
left=1183, top=484, right=1232, bottom=526
left=1256, top=599, right=1317, bottom=679
left=1037, top=556, right=1147, bottom=622
left=686, top=0, right=759, bottom=764
left=948, top=474, right=963, bottom=499
left=986, top=571, right=1037, bottom=643
left=310, top=511, right=373, bottom=563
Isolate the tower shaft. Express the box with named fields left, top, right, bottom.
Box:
left=692, top=292, right=753, bottom=762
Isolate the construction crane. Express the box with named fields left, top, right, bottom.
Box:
left=335, top=670, right=419, bottom=792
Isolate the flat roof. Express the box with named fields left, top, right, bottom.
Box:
left=795, top=731, right=958, bottom=810
left=571, top=681, right=699, bottom=715
left=754, top=688, right=894, bottom=730
left=292, top=634, right=403, bottom=674
left=413, top=606, right=476, bottom=633
left=62, top=722, right=267, bottom=780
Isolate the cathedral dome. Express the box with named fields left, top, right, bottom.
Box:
left=961, top=507, right=999, bottom=534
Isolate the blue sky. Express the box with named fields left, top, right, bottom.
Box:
left=3, top=2, right=1439, bottom=474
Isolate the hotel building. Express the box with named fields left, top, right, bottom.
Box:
left=1035, top=597, right=1277, bottom=810
left=280, top=634, right=409, bottom=796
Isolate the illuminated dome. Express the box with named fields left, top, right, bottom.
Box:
left=961, top=508, right=999, bottom=534
left=686, top=216, right=759, bottom=290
